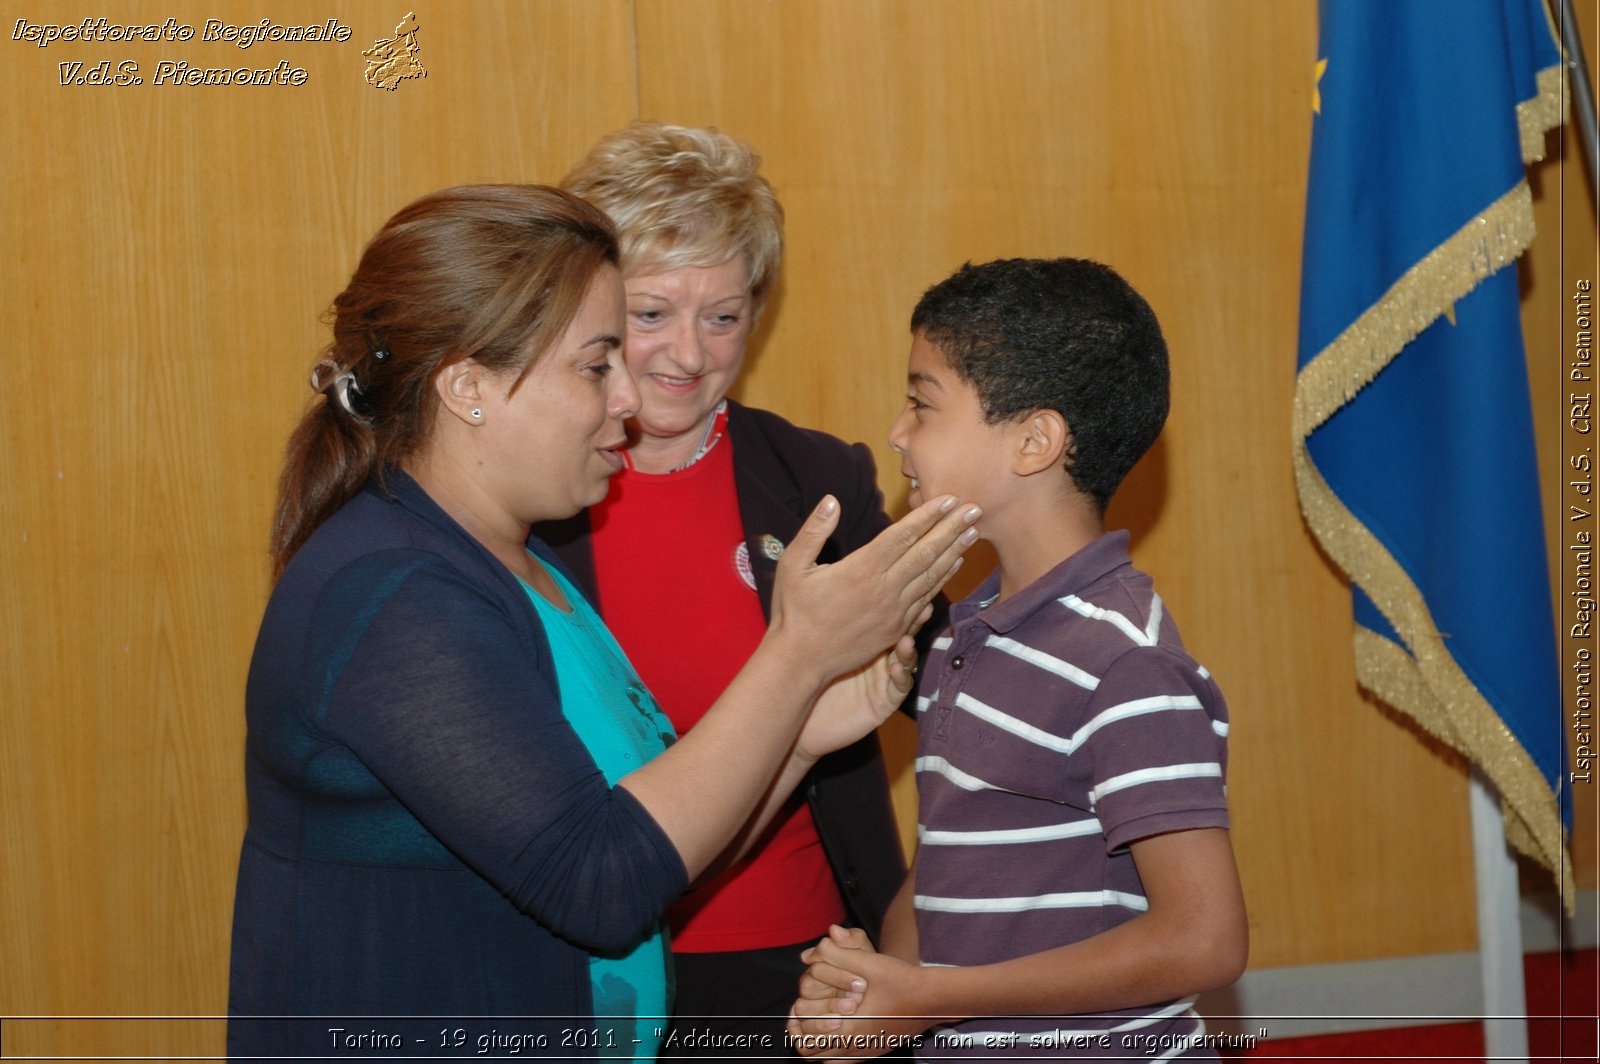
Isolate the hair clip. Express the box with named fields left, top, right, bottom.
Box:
left=309, top=358, right=374, bottom=424
left=309, top=359, right=341, bottom=393
left=338, top=373, right=373, bottom=420
left=367, top=331, right=392, bottom=362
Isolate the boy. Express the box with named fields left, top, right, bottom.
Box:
left=788, top=259, right=1247, bottom=1060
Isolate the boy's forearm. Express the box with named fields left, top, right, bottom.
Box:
left=877, top=860, right=919, bottom=962
left=905, top=908, right=1243, bottom=1023
left=891, top=828, right=1247, bottom=1022
left=810, top=888, right=1242, bottom=1031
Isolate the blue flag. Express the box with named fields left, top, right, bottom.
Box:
left=1294, top=0, right=1571, bottom=895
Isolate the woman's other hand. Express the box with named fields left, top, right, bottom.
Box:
left=770, top=493, right=979, bottom=689
left=795, top=636, right=916, bottom=762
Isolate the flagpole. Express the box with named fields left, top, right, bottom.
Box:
left=1471, top=768, right=1530, bottom=1062
left=1551, top=0, right=1599, bottom=201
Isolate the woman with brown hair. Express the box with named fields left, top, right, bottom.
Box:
left=226, top=184, right=977, bottom=1060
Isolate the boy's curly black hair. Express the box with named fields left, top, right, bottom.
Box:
left=911, top=258, right=1169, bottom=512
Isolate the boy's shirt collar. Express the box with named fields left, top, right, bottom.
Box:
left=950, top=530, right=1133, bottom=635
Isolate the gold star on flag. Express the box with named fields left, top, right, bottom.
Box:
left=1313, top=58, right=1328, bottom=113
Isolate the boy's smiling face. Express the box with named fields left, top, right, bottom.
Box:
left=888, top=331, right=1016, bottom=515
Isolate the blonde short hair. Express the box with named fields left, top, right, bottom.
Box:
left=562, top=123, right=783, bottom=307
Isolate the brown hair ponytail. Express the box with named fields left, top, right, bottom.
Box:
left=270, top=185, right=619, bottom=578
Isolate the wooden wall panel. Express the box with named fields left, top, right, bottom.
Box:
left=0, top=1, right=635, bottom=1055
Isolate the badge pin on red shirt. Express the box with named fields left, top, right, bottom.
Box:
left=733, top=542, right=757, bottom=591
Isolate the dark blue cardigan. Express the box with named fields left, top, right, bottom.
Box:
left=228, top=469, right=687, bottom=1059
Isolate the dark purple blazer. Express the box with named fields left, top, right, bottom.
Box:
left=535, top=400, right=942, bottom=942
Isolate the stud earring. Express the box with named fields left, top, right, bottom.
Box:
left=470, top=408, right=482, bottom=420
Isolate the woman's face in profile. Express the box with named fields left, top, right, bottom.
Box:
left=621, top=254, right=753, bottom=448
left=472, top=264, right=637, bottom=523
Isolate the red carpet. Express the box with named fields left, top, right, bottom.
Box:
left=1220, top=950, right=1597, bottom=1061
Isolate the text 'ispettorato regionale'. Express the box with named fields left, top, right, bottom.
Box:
left=14, top=17, right=354, bottom=87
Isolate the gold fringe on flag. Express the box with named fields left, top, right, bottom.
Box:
left=1524, top=0, right=1576, bottom=165
left=1518, top=65, right=1567, bottom=163
left=1355, top=618, right=1574, bottom=898
left=1292, top=168, right=1575, bottom=908
left=1293, top=182, right=1536, bottom=440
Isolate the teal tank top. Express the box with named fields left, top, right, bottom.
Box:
left=521, top=558, right=677, bottom=1059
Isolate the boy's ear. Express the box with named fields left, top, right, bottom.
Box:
left=434, top=358, right=489, bottom=426
left=1012, top=410, right=1072, bottom=476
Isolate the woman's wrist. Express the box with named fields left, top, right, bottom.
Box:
left=754, top=616, right=835, bottom=703
left=789, top=740, right=823, bottom=769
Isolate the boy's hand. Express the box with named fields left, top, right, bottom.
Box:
left=796, top=924, right=872, bottom=1011
left=787, top=926, right=936, bottom=1059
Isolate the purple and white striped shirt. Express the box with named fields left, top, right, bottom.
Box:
left=913, top=531, right=1230, bottom=1060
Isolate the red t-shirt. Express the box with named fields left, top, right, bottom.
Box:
left=587, top=435, right=846, bottom=951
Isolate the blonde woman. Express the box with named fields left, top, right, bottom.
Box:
left=537, top=125, right=938, bottom=1054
